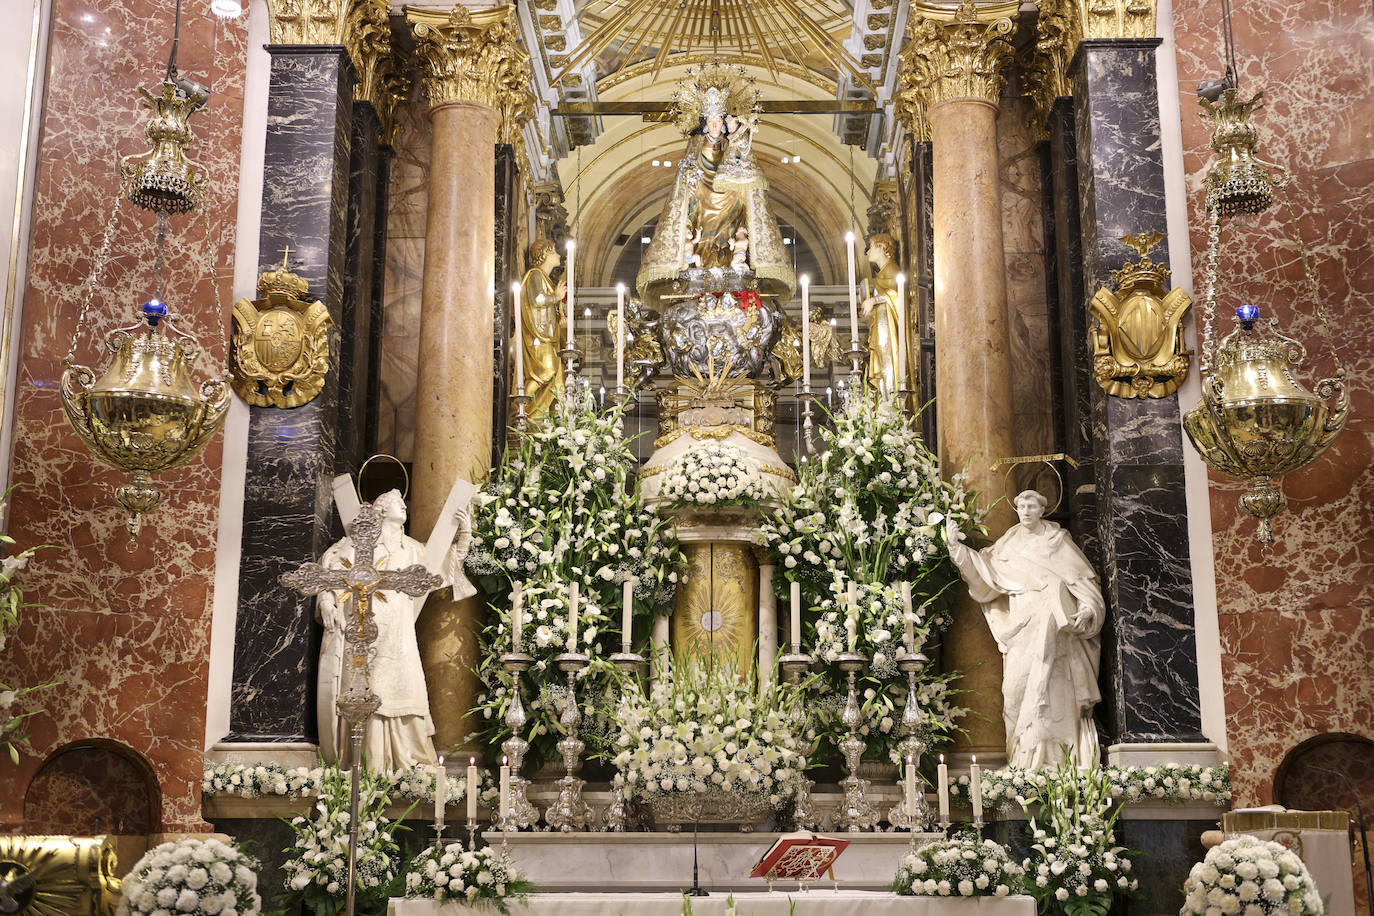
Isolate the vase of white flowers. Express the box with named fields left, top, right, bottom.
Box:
left=657, top=442, right=767, bottom=517
left=402, top=842, right=535, bottom=913
left=606, top=659, right=805, bottom=829
left=1181, top=835, right=1323, bottom=916
left=116, top=837, right=261, bottom=916
left=893, top=831, right=1026, bottom=898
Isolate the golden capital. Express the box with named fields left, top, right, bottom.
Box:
left=1078, top=0, right=1156, bottom=39
left=266, top=0, right=346, bottom=46
left=406, top=4, right=535, bottom=133
left=898, top=0, right=1019, bottom=126
left=345, top=0, right=410, bottom=144
left=1025, top=0, right=1077, bottom=135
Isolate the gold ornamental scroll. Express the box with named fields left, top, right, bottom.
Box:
left=672, top=542, right=758, bottom=676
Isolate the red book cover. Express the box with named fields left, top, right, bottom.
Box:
left=749, top=832, right=851, bottom=881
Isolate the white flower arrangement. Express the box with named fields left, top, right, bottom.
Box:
left=201, top=761, right=492, bottom=807
left=658, top=442, right=765, bottom=509
left=949, top=763, right=1232, bottom=809
left=116, top=837, right=261, bottom=916
left=1019, top=757, right=1138, bottom=916
left=1181, top=835, right=1323, bottom=916
left=608, top=660, right=804, bottom=809
left=282, top=764, right=412, bottom=915
left=403, top=842, right=535, bottom=913
left=893, top=833, right=1025, bottom=898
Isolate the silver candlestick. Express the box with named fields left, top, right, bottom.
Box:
left=843, top=347, right=868, bottom=381
left=604, top=650, right=646, bottom=832
left=779, top=651, right=818, bottom=830
left=889, top=652, right=933, bottom=831
left=835, top=651, right=879, bottom=831
left=497, top=652, right=539, bottom=831
left=544, top=652, right=593, bottom=832
left=798, top=389, right=817, bottom=456
left=559, top=347, right=582, bottom=389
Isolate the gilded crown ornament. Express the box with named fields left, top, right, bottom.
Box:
left=668, top=63, right=761, bottom=134
left=119, top=78, right=206, bottom=215
left=231, top=249, right=334, bottom=408
left=1199, top=89, right=1278, bottom=218
left=1088, top=231, right=1192, bottom=399
left=61, top=297, right=231, bottom=539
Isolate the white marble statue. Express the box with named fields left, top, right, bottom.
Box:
left=945, top=490, right=1105, bottom=768
left=317, top=487, right=475, bottom=772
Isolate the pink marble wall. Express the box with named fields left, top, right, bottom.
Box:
left=1172, top=0, right=1374, bottom=806
left=0, top=0, right=245, bottom=831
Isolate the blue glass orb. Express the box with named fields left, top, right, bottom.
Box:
left=141, top=297, right=168, bottom=325
left=1235, top=303, right=1260, bottom=330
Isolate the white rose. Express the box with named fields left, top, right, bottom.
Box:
left=958, top=880, right=974, bottom=896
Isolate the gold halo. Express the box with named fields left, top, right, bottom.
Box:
left=357, top=453, right=410, bottom=502
left=991, top=453, right=1079, bottom=516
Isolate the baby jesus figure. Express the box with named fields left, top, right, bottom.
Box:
left=684, top=227, right=703, bottom=270
left=730, top=225, right=749, bottom=272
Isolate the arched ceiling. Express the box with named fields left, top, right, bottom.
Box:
left=561, top=62, right=877, bottom=289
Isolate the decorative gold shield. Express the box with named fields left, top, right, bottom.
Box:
left=1088, top=232, right=1193, bottom=399
left=231, top=256, right=333, bottom=408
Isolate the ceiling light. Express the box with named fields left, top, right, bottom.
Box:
left=651, top=160, right=660, bottom=167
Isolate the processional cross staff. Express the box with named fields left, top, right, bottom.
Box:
left=280, top=500, right=442, bottom=916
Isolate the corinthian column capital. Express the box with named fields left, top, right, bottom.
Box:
left=346, top=0, right=410, bottom=143
left=897, top=0, right=1018, bottom=124
left=407, top=4, right=534, bottom=134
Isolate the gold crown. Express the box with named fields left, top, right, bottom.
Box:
left=257, top=247, right=311, bottom=301
left=1110, top=232, right=1171, bottom=292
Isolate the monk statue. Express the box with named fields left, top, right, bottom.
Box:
left=519, top=238, right=567, bottom=416
left=860, top=232, right=902, bottom=397
left=945, top=490, right=1105, bottom=768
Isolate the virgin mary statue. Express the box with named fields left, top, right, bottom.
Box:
left=635, top=65, right=795, bottom=312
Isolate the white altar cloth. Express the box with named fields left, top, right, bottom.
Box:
left=390, top=892, right=1037, bottom=916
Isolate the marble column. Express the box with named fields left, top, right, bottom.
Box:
left=755, top=552, right=778, bottom=688
left=408, top=5, right=532, bottom=753
left=1071, top=38, right=1205, bottom=750
left=898, top=0, right=1020, bottom=763
left=492, top=143, right=519, bottom=463
left=907, top=140, right=937, bottom=448
left=338, top=98, right=381, bottom=469
left=227, top=45, right=354, bottom=743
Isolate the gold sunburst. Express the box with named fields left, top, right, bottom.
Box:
left=559, top=0, right=873, bottom=90
left=0, top=835, right=121, bottom=916
left=672, top=543, right=756, bottom=673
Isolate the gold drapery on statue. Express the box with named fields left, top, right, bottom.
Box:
left=688, top=133, right=747, bottom=269
left=864, top=258, right=902, bottom=397
left=519, top=260, right=564, bottom=416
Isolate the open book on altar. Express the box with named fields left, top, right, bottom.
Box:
left=749, top=832, right=850, bottom=882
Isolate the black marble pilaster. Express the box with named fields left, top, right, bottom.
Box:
left=1047, top=97, right=1101, bottom=570
left=1071, top=39, right=1204, bottom=745
left=337, top=99, right=382, bottom=471
left=908, top=140, right=937, bottom=447
left=228, top=46, right=355, bottom=743
left=365, top=142, right=395, bottom=457
left=492, top=144, right=518, bottom=464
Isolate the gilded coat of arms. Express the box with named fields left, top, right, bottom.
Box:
left=231, top=253, right=333, bottom=408
left=1089, top=232, right=1193, bottom=399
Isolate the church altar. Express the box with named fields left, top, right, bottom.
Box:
left=388, top=892, right=1037, bottom=916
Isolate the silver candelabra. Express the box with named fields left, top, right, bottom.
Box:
left=496, top=651, right=539, bottom=831
left=835, top=651, right=879, bottom=831
left=544, top=652, right=593, bottom=832
left=779, top=650, right=818, bottom=830
left=888, top=652, right=933, bottom=831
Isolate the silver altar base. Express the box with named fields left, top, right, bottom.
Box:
left=645, top=789, right=775, bottom=833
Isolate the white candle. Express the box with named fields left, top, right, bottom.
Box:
left=567, top=580, right=579, bottom=652
left=846, top=580, right=858, bottom=651
left=565, top=240, right=576, bottom=348
left=845, top=231, right=859, bottom=350
left=937, top=754, right=950, bottom=823
left=511, top=582, right=523, bottom=652
left=615, top=283, right=626, bottom=392
left=905, top=755, right=917, bottom=820
left=511, top=281, right=525, bottom=396
left=466, top=757, right=478, bottom=822
left=800, top=275, right=811, bottom=388
left=789, top=580, right=802, bottom=653
left=621, top=577, right=635, bottom=653
left=895, top=272, right=907, bottom=390
left=499, top=756, right=511, bottom=823
left=434, top=755, right=447, bottom=831
left=970, top=755, right=984, bottom=821
left=901, top=581, right=914, bottom=653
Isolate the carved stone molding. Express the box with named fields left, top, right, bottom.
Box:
left=1078, top=0, right=1156, bottom=39
left=897, top=0, right=1018, bottom=134
left=408, top=5, right=534, bottom=140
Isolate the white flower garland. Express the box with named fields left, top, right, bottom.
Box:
left=609, top=661, right=803, bottom=808
left=403, top=843, right=534, bottom=912
left=658, top=442, right=765, bottom=508
left=116, top=837, right=261, bottom=916
left=948, top=763, right=1232, bottom=808
left=202, top=761, right=498, bottom=807
left=1182, top=835, right=1323, bottom=916
left=894, top=833, right=1025, bottom=898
